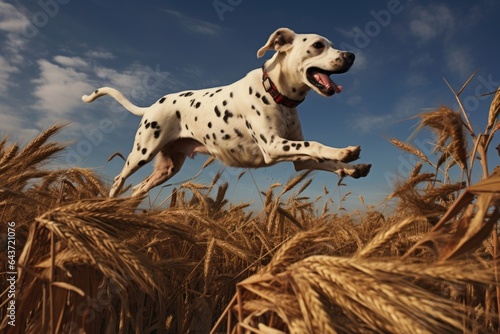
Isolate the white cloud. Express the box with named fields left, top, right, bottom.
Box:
left=93, top=64, right=154, bottom=94
left=32, top=59, right=94, bottom=125
left=85, top=50, right=115, bottom=60
left=0, top=2, right=31, bottom=63
left=0, top=1, right=30, bottom=33
left=409, top=4, right=455, bottom=43
left=444, top=46, right=475, bottom=80
left=30, top=54, right=178, bottom=130
left=353, top=113, right=394, bottom=133
left=160, top=8, right=224, bottom=36
left=54, top=55, right=89, bottom=68
left=351, top=95, right=424, bottom=133
left=0, top=55, right=19, bottom=95
left=0, top=104, right=39, bottom=142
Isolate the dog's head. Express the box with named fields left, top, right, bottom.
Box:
left=258, top=28, right=355, bottom=97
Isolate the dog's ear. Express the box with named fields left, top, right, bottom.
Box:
left=257, top=28, right=296, bottom=58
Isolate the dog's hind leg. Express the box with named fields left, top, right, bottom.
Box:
left=131, top=148, right=187, bottom=196
left=109, top=132, right=166, bottom=197
left=109, top=149, right=158, bottom=197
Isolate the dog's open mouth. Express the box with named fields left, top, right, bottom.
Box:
left=306, top=67, right=343, bottom=96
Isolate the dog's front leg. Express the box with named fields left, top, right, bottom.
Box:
left=261, top=136, right=360, bottom=164
left=260, top=136, right=371, bottom=178
left=293, top=159, right=371, bottom=179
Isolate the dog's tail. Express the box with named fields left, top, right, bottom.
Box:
left=82, top=87, right=147, bottom=116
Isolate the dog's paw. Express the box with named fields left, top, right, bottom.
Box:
left=336, top=163, right=371, bottom=179
left=339, top=146, right=361, bottom=163
left=351, top=163, right=371, bottom=178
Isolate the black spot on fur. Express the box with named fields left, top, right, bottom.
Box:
left=292, top=143, right=296, bottom=147
left=270, top=135, right=275, bottom=143
left=95, top=89, right=99, bottom=94
left=222, top=134, right=231, bottom=140
left=210, top=93, right=214, bottom=97
left=208, top=122, right=212, bottom=128
left=151, top=121, right=158, bottom=129
left=220, top=129, right=225, bottom=133
left=145, top=123, right=150, bottom=129
left=190, top=99, right=195, bottom=107
left=194, top=116, right=198, bottom=122
left=142, top=148, right=147, bottom=155
left=173, top=100, right=177, bottom=104
left=154, top=131, right=160, bottom=138
left=283, top=145, right=290, bottom=152
left=256, top=110, right=261, bottom=116
left=205, top=134, right=210, bottom=140
left=303, top=38, right=307, bottom=41
left=195, top=102, right=201, bottom=108
left=234, top=129, right=243, bottom=137
left=214, top=106, right=221, bottom=117
left=249, top=87, right=253, bottom=95
left=223, top=100, right=227, bottom=106
left=180, top=91, right=193, bottom=97
left=138, top=160, right=146, bottom=166
left=245, top=120, right=252, bottom=130
left=292, top=87, right=297, bottom=93
left=159, top=97, right=166, bottom=104
left=230, top=92, right=233, bottom=98
left=296, top=144, right=302, bottom=150
left=144, top=119, right=148, bottom=124
left=255, top=92, right=261, bottom=98
left=176, top=111, right=181, bottom=119
left=307, top=50, right=311, bottom=54
left=212, top=133, right=217, bottom=140
left=185, top=124, right=189, bottom=130
left=260, top=134, right=268, bottom=144
left=216, top=89, right=222, bottom=93
left=223, top=110, right=233, bottom=123
left=282, top=140, right=288, bottom=144
left=262, top=96, right=270, bottom=105
left=304, top=142, right=310, bottom=147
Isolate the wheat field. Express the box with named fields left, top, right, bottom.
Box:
left=0, top=79, right=499, bottom=333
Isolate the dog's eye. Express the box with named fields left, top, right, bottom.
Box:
left=312, top=42, right=325, bottom=49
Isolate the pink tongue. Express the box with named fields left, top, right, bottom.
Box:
left=314, top=72, right=342, bottom=93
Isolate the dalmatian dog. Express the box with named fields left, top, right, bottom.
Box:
left=82, top=27, right=371, bottom=197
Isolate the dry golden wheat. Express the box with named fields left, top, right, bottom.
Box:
left=0, top=113, right=499, bottom=333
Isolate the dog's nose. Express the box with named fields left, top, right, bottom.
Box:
left=342, top=52, right=355, bottom=64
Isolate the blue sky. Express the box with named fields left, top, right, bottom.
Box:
left=1, top=0, right=499, bottom=211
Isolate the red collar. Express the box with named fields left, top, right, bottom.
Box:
left=262, top=70, right=304, bottom=108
